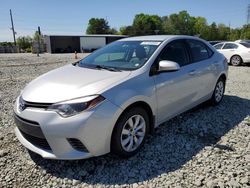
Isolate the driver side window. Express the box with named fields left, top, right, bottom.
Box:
left=158, top=40, right=189, bottom=67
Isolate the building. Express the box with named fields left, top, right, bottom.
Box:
left=44, top=35, right=127, bottom=53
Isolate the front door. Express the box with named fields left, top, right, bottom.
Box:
left=153, top=40, right=200, bottom=124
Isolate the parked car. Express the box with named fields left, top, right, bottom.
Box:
left=214, top=41, right=250, bottom=66
left=14, top=35, right=228, bottom=160
left=235, top=39, right=250, bottom=43
left=209, top=41, right=226, bottom=46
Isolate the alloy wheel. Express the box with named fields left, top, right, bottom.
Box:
left=215, top=81, right=224, bottom=102
left=120, top=115, right=146, bottom=152
left=231, top=56, right=241, bottom=66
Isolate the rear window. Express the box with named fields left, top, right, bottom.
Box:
left=187, top=40, right=213, bottom=62
left=240, top=42, right=250, bottom=48
left=223, top=43, right=238, bottom=49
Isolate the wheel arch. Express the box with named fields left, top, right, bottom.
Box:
left=230, top=54, right=243, bottom=63
left=111, top=101, right=155, bottom=142
left=219, top=73, right=227, bottom=82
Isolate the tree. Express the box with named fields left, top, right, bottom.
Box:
left=194, top=17, right=207, bottom=37
left=108, top=28, right=118, bottom=34
left=162, top=16, right=176, bottom=34
left=240, top=24, right=250, bottom=39
left=86, top=18, right=110, bottom=34
left=16, top=36, right=32, bottom=50
left=119, top=26, right=134, bottom=36
left=0, top=42, right=14, bottom=46
left=229, top=28, right=241, bottom=41
left=132, top=13, right=163, bottom=35
left=208, top=22, right=219, bottom=41
left=162, top=11, right=196, bottom=35
left=34, top=31, right=42, bottom=41
left=117, top=10, right=250, bottom=41
left=217, top=24, right=230, bottom=40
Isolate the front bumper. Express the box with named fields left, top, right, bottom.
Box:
left=14, top=97, right=122, bottom=160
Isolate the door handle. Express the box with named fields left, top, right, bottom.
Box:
left=188, top=70, right=196, bottom=76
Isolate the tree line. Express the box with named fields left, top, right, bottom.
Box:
left=2, top=10, right=250, bottom=52
left=0, top=31, right=42, bottom=52
left=86, top=10, right=250, bottom=41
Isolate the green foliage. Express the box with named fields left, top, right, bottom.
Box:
left=116, top=10, right=250, bottom=41
left=34, top=31, right=42, bottom=41
left=86, top=18, right=110, bottom=34
left=240, top=24, right=250, bottom=39
left=0, top=42, right=14, bottom=46
left=119, top=26, right=134, bottom=35
left=166, top=11, right=196, bottom=35
left=132, top=13, right=163, bottom=35
left=217, top=24, right=230, bottom=40
left=229, top=28, right=241, bottom=41
left=16, top=36, right=32, bottom=50
left=108, top=28, right=118, bottom=34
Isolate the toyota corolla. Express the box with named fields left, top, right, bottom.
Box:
left=14, top=35, right=228, bottom=160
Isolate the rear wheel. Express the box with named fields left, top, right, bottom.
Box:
left=230, top=55, right=242, bottom=66
left=111, top=107, right=149, bottom=157
left=209, top=77, right=225, bottom=105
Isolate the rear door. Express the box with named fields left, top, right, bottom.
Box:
left=219, top=42, right=239, bottom=61
left=186, top=39, right=217, bottom=99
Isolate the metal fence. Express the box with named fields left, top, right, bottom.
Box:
left=0, top=46, right=19, bottom=53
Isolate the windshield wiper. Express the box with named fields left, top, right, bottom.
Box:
left=95, top=65, right=122, bottom=72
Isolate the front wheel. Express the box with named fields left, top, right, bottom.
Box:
left=111, top=107, right=149, bottom=157
left=209, top=78, right=225, bottom=105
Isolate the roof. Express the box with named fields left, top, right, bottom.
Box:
left=120, top=35, right=199, bottom=42
left=44, top=34, right=127, bottom=38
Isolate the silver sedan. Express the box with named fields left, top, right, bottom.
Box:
left=14, top=35, right=228, bottom=160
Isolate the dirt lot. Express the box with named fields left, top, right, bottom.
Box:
left=0, top=53, right=249, bottom=188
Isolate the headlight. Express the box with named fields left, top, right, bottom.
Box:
left=47, top=95, right=105, bottom=117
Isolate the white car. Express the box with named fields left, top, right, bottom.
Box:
left=14, top=35, right=228, bottom=160
left=214, top=42, right=250, bottom=66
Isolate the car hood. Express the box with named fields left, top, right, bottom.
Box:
left=22, top=64, right=131, bottom=103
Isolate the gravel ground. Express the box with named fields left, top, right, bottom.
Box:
left=0, top=53, right=249, bottom=188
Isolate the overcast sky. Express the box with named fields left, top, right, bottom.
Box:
left=0, top=0, right=249, bottom=42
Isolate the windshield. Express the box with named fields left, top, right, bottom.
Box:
left=240, top=42, right=250, bottom=48
left=78, top=40, right=161, bottom=70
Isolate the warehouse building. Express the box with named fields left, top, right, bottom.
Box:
left=44, top=35, right=127, bottom=53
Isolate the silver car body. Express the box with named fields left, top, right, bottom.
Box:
left=14, top=35, right=228, bottom=159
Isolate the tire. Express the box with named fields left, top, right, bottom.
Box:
left=230, top=55, right=242, bottom=66
left=209, top=77, right=225, bottom=105
left=111, top=107, right=149, bottom=157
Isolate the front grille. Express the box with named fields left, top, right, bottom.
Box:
left=67, top=138, right=88, bottom=152
left=24, top=100, right=52, bottom=109
left=20, top=96, right=52, bottom=110
left=20, top=130, right=51, bottom=150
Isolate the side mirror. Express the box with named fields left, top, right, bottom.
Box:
left=159, top=60, right=180, bottom=72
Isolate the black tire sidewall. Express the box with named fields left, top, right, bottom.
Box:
left=111, top=107, right=149, bottom=157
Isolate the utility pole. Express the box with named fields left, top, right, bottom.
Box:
left=247, top=4, right=250, bottom=25
left=246, top=4, right=250, bottom=39
left=10, top=9, right=16, bottom=45
left=37, top=26, right=41, bottom=56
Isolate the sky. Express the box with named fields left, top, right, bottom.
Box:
left=0, top=0, right=249, bottom=42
